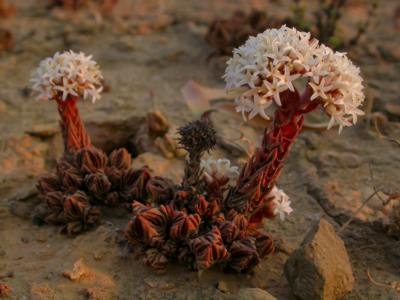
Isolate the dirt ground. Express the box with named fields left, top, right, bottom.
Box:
left=0, top=0, right=399, bottom=299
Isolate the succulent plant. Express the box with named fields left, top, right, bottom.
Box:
left=32, top=51, right=150, bottom=235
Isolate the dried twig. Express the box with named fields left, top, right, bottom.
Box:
left=374, top=120, right=400, bottom=146
left=337, top=190, right=380, bottom=234
left=337, top=163, right=382, bottom=234
left=366, top=268, right=400, bottom=292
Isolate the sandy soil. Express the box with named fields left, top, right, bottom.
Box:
left=0, top=0, right=399, bottom=299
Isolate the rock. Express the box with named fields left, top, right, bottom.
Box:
left=0, top=282, right=12, bottom=297
left=25, top=124, right=59, bottom=138
left=62, top=259, right=91, bottom=282
left=34, top=232, right=48, bottom=243
left=30, top=282, right=56, bottom=299
left=21, top=235, right=31, bottom=244
left=62, top=259, right=114, bottom=288
left=216, top=280, right=229, bottom=293
left=86, top=286, right=113, bottom=300
left=285, top=218, right=355, bottom=300
left=309, top=151, right=363, bottom=169
left=133, top=152, right=184, bottom=182
left=93, top=250, right=106, bottom=261
left=236, top=288, right=276, bottom=300
left=86, top=116, right=142, bottom=154
left=9, top=201, right=35, bottom=219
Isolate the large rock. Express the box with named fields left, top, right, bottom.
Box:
left=236, top=288, right=276, bottom=300
left=284, top=218, right=355, bottom=300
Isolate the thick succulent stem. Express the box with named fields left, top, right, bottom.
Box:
left=56, top=96, right=92, bottom=153
left=225, top=86, right=318, bottom=219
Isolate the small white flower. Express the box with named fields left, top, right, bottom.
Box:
left=248, top=94, right=273, bottom=120
left=224, top=25, right=365, bottom=132
left=267, top=186, right=293, bottom=221
left=263, top=78, right=287, bottom=106
left=200, top=157, right=240, bottom=183
left=278, top=65, right=300, bottom=92
left=30, top=50, right=103, bottom=103
left=309, top=78, right=333, bottom=100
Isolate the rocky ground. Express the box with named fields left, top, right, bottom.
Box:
left=0, top=0, right=399, bottom=299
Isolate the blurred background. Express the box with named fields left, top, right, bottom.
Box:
left=0, top=1, right=400, bottom=299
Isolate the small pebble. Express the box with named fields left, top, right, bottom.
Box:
left=34, top=232, right=48, bottom=243
left=216, top=280, right=229, bottom=293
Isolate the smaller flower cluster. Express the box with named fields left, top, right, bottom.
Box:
left=200, top=157, right=240, bottom=184
left=30, top=50, right=103, bottom=102
left=36, top=147, right=150, bottom=235
left=268, top=186, right=292, bottom=221
left=224, top=25, right=365, bottom=132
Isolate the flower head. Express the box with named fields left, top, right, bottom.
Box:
left=224, top=25, right=365, bottom=132
left=30, top=50, right=103, bottom=103
left=177, top=118, right=216, bottom=155
left=267, top=186, right=293, bottom=221
left=200, top=157, right=239, bottom=182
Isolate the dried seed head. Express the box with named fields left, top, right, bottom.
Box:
left=177, top=118, right=216, bottom=155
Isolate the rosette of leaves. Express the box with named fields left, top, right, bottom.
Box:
left=37, top=147, right=151, bottom=235
left=125, top=165, right=274, bottom=272
left=124, top=116, right=275, bottom=273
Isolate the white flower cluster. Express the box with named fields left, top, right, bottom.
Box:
left=267, top=186, right=293, bottom=221
left=30, top=50, right=103, bottom=103
left=200, top=157, right=240, bottom=183
left=224, top=25, right=365, bottom=132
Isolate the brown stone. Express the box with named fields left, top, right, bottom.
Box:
left=285, top=218, right=355, bottom=300
left=236, top=288, right=277, bottom=300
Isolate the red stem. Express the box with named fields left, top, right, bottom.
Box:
left=225, top=85, right=317, bottom=221
left=56, top=96, right=92, bottom=153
